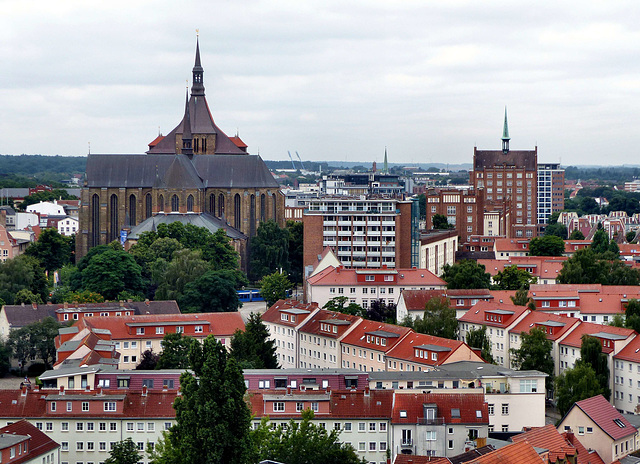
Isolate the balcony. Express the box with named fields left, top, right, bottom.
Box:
left=418, top=417, right=445, bottom=425
left=400, top=439, right=414, bottom=447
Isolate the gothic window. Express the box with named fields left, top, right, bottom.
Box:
left=260, top=194, right=266, bottom=222
left=250, top=195, right=256, bottom=237
left=91, top=194, right=100, bottom=247
left=234, top=194, right=241, bottom=230
left=272, top=193, right=277, bottom=221
left=145, top=194, right=152, bottom=219
left=194, top=138, right=199, bottom=153
left=109, top=194, right=119, bottom=243
left=218, top=194, right=225, bottom=217
left=171, top=195, right=179, bottom=212
left=187, top=195, right=194, bottom=212
left=158, top=194, right=164, bottom=212
left=209, top=194, right=215, bottom=215
left=202, top=138, right=207, bottom=153
left=128, top=194, right=136, bottom=227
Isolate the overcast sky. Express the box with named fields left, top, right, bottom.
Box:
left=2, top=1, right=640, bottom=166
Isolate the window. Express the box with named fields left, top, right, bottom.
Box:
left=118, top=378, right=129, bottom=388
left=61, top=442, right=69, bottom=451
left=273, top=402, right=285, bottom=412
left=195, top=325, right=203, bottom=333
left=578, top=426, right=585, bottom=435
left=76, top=442, right=84, bottom=451
left=176, top=326, right=184, bottom=334
left=296, top=402, right=303, bottom=412
left=110, top=422, right=117, bottom=431
left=501, top=404, right=509, bottom=415
left=99, top=423, right=106, bottom=431
left=426, top=431, right=436, bottom=441
left=51, top=402, right=57, bottom=412
left=520, top=379, right=538, bottom=392
left=163, top=379, right=174, bottom=389
left=62, top=422, right=69, bottom=431
left=488, top=404, right=494, bottom=415
left=369, top=422, right=376, bottom=431
left=448, top=440, right=454, bottom=450
left=156, top=327, right=164, bottom=334
left=136, top=327, right=145, bottom=335
left=104, top=402, right=116, bottom=412
left=87, top=441, right=94, bottom=451
left=67, top=402, right=72, bottom=412
left=127, top=422, right=134, bottom=431
left=311, top=402, right=319, bottom=412
left=82, top=402, right=89, bottom=411
left=137, top=422, right=144, bottom=431
left=369, top=442, right=376, bottom=451
left=142, top=379, right=154, bottom=388
left=77, top=422, right=84, bottom=431
left=358, top=422, right=366, bottom=432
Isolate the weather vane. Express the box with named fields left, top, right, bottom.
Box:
left=196, top=29, right=199, bottom=37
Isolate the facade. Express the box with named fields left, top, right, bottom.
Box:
left=340, top=320, right=412, bottom=372
left=77, top=39, right=284, bottom=262
left=477, top=256, right=567, bottom=285
left=302, top=196, right=418, bottom=271
left=0, top=419, right=59, bottom=464
left=613, top=336, right=640, bottom=415
left=243, top=368, right=369, bottom=391
left=424, top=188, right=484, bottom=244
left=306, top=265, right=446, bottom=310
left=397, top=288, right=495, bottom=321
left=418, top=229, right=458, bottom=276
left=470, top=111, right=538, bottom=238
left=558, top=395, right=638, bottom=464
left=537, top=163, right=565, bottom=226
left=56, top=216, right=79, bottom=236
left=0, top=224, right=28, bottom=262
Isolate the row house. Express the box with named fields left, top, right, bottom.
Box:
left=55, top=312, right=244, bottom=369
left=611, top=336, right=640, bottom=415
left=0, top=387, right=178, bottom=464
left=306, top=265, right=446, bottom=310
left=396, top=289, right=494, bottom=321
left=260, top=300, right=319, bottom=368
left=477, top=256, right=567, bottom=286
left=530, top=284, right=640, bottom=324
left=0, top=420, right=60, bottom=464
left=391, top=393, right=488, bottom=458
left=494, top=238, right=530, bottom=259
left=248, top=388, right=393, bottom=464
left=370, top=360, right=547, bottom=433
left=458, top=301, right=530, bottom=367
left=340, top=320, right=412, bottom=372
left=460, top=235, right=501, bottom=253
left=243, top=368, right=368, bottom=391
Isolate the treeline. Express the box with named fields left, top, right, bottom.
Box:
left=0, top=155, right=86, bottom=187
left=564, top=165, right=640, bottom=182
left=565, top=188, right=640, bottom=217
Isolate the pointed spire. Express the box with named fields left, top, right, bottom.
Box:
left=182, top=87, right=193, bottom=156
left=501, top=107, right=510, bottom=154
left=383, top=147, right=388, bottom=174
left=191, top=32, right=205, bottom=97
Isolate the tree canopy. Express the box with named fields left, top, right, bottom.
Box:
left=543, top=222, right=567, bottom=239
left=466, top=325, right=494, bottom=364
left=7, top=317, right=63, bottom=370
left=569, top=230, right=585, bottom=240
left=441, top=260, right=491, bottom=289
left=557, top=247, right=640, bottom=285
left=25, top=228, right=74, bottom=271
left=323, top=296, right=365, bottom=317
left=105, top=438, right=141, bottom=464
left=510, top=328, right=554, bottom=391
left=155, top=333, right=198, bottom=370
left=260, top=272, right=293, bottom=307
left=406, top=297, right=458, bottom=340
left=529, top=235, right=565, bottom=256
left=432, top=214, right=454, bottom=230
left=579, top=335, right=610, bottom=400
left=287, top=221, right=304, bottom=284
left=555, top=363, right=604, bottom=416
left=230, top=313, right=279, bottom=369
left=0, top=255, right=48, bottom=305
left=493, top=265, right=537, bottom=290
left=179, top=269, right=247, bottom=313
left=249, top=220, right=290, bottom=282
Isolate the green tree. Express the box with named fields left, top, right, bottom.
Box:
left=493, top=266, right=537, bottom=290
left=104, top=438, right=141, bottom=464
left=441, top=260, right=491, bottom=289
left=569, top=230, right=585, bottom=240
left=591, top=226, right=609, bottom=254
left=153, top=249, right=209, bottom=301
left=230, top=313, right=278, bottom=369
left=156, top=333, right=198, bottom=370
left=555, top=363, right=603, bottom=416
left=0, top=255, right=49, bottom=305
left=543, top=222, right=568, bottom=239
left=179, top=269, right=247, bottom=313
left=579, top=335, right=610, bottom=400
left=609, top=314, right=625, bottom=328
left=287, top=221, right=304, bottom=284
left=624, top=299, right=640, bottom=332
left=136, top=350, right=160, bottom=370
left=64, top=290, right=105, bottom=303
left=166, top=336, right=252, bottom=464
left=80, top=247, right=145, bottom=300
left=323, top=296, right=364, bottom=317
left=413, top=297, right=458, bottom=340
left=25, top=228, right=74, bottom=271
left=249, top=220, right=290, bottom=281
left=510, top=328, right=554, bottom=391
left=14, top=289, right=44, bottom=305
left=466, top=325, right=494, bottom=363
left=432, top=214, right=453, bottom=230
left=260, top=272, right=293, bottom=307
left=510, top=288, right=534, bottom=308
left=0, top=343, right=11, bottom=377
left=253, top=410, right=364, bottom=464
left=7, top=317, right=62, bottom=370
left=558, top=248, right=640, bottom=285
left=366, top=300, right=396, bottom=324
left=529, top=235, right=565, bottom=256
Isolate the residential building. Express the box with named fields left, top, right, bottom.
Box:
left=396, top=288, right=495, bottom=321
left=302, top=196, right=418, bottom=270
left=261, top=300, right=319, bottom=368
left=419, top=229, right=458, bottom=276
left=341, top=321, right=412, bottom=372
left=537, top=163, right=565, bottom=226
left=319, top=173, right=406, bottom=198
left=0, top=419, right=59, bottom=464
left=56, top=216, right=79, bottom=236
left=458, top=300, right=531, bottom=367
left=298, top=309, right=362, bottom=369
left=243, top=368, right=368, bottom=391
left=613, top=336, right=640, bottom=415
left=391, top=392, right=488, bottom=458
left=0, top=224, right=29, bottom=262
left=424, top=188, right=485, bottom=243
left=511, top=423, right=578, bottom=463
left=558, top=395, right=638, bottom=464
left=306, top=265, right=446, bottom=310
left=477, top=256, right=567, bottom=285
left=493, top=238, right=530, bottom=259
left=461, top=440, right=545, bottom=463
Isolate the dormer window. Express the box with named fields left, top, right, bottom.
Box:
left=291, top=315, right=296, bottom=323
left=281, top=314, right=289, bottom=321
left=366, top=275, right=374, bottom=281
left=614, top=419, right=626, bottom=428
left=381, top=339, right=387, bottom=346
left=333, top=326, right=338, bottom=333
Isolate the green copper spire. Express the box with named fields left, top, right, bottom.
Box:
left=502, top=107, right=510, bottom=154
left=383, top=147, right=388, bottom=174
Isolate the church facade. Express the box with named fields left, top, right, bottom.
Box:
left=77, top=40, right=285, bottom=264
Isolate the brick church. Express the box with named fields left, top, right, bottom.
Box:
left=77, top=39, right=285, bottom=267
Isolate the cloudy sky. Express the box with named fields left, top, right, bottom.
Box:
left=2, top=1, right=639, bottom=166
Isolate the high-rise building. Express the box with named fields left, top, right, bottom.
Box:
left=470, top=109, right=538, bottom=238
left=537, top=163, right=565, bottom=226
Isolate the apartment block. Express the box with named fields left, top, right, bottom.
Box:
left=537, top=163, right=565, bottom=226
left=424, top=188, right=484, bottom=244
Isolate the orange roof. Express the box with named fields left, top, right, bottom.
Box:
left=400, top=289, right=493, bottom=311
left=489, top=290, right=518, bottom=304
left=307, top=266, right=446, bottom=287
left=385, top=332, right=481, bottom=366
left=477, top=256, right=566, bottom=279
left=261, top=299, right=319, bottom=326
left=559, top=321, right=635, bottom=352
left=229, top=136, right=248, bottom=148
left=392, top=392, right=487, bottom=424
left=562, top=432, right=606, bottom=464
left=510, top=312, right=580, bottom=340
left=614, top=333, right=640, bottom=363
left=465, top=440, right=544, bottom=463
left=340, top=320, right=412, bottom=352
left=512, top=424, right=577, bottom=463
left=494, top=238, right=530, bottom=253
left=458, top=300, right=528, bottom=329
left=298, top=309, right=361, bottom=338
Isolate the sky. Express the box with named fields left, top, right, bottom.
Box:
left=2, top=1, right=640, bottom=166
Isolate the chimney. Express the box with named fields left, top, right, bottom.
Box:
left=364, top=387, right=370, bottom=397
left=96, top=386, right=103, bottom=396
left=63, top=301, right=68, bottom=310
left=142, top=386, right=148, bottom=397
left=145, top=299, right=150, bottom=306
left=21, top=385, right=27, bottom=397
left=286, top=386, right=291, bottom=396
left=31, top=303, right=37, bottom=310
left=59, top=386, right=65, bottom=396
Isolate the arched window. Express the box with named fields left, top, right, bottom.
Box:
left=209, top=194, right=215, bottom=215
left=250, top=195, right=256, bottom=237
left=218, top=194, right=225, bottom=217
left=128, top=194, right=136, bottom=227
left=260, top=194, right=266, bottom=222
left=272, top=193, right=277, bottom=221
left=171, top=194, right=179, bottom=212
left=187, top=195, right=194, bottom=212
left=145, top=193, right=152, bottom=219
left=109, top=194, right=119, bottom=243
left=91, top=194, right=100, bottom=247
left=234, top=194, right=241, bottom=230
left=158, top=194, right=165, bottom=212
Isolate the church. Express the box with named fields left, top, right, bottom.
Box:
left=77, top=39, right=285, bottom=267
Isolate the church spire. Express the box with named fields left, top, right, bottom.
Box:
left=191, top=32, right=205, bottom=97
left=182, top=87, right=193, bottom=156
left=501, top=107, right=510, bottom=154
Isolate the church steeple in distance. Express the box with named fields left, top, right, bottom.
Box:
left=191, top=32, right=205, bottom=97
left=182, top=87, right=193, bottom=156
left=501, top=107, right=510, bottom=154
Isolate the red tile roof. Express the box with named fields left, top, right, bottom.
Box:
left=0, top=420, right=59, bottom=463
left=400, top=289, right=493, bottom=311
left=559, top=322, right=635, bottom=352
left=340, top=320, right=412, bottom=352
left=458, top=300, right=528, bottom=329
left=562, top=432, right=606, bottom=464
left=478, top=256, right=567, bottom=280
left=298, top=309, right=361, bottom=339
left=530, top=284, right=640, bottom=315
left=572, top=395, right=636, bottom=441
left=385, top=332, right=481, bottom=366
left=307, top=266, right=446, bottom=287
left=392, top=393, right=487, bottom=425
left=511, top=424, right=577, bottom=463
left=509, top=312, right=580, bottom=340
left=465, top=440, right=545, bottom=463
left=229, top=136, right=248, bottom=149
left=494, top=238, right=530, bottom=253
left=261, top=299, right=319, bottom=326
left=394, top=456, right=450, bottom=464
left=613, top=333, right=640, bottom=363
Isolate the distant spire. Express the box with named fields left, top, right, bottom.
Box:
left=182, top=87, right=193, bottom=156
left=191, top=32, right=205, bottom=97
left=501, top=107, right=510, bottom=154
left=383, top=147, right=388, bottom=174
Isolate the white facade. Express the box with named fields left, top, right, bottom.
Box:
left=15, top=212, right=39, bottom=230
left=57, top=216, right=79, bottom=236
left=419, top=233, right=458, bottom=276
left=27, top=201, right=66, bottom=216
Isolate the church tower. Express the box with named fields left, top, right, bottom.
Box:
left=501, top=107, right=510, bottom=154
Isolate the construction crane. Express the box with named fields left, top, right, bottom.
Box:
left=295, top=151, right=306, bottom=170
left=287, top=151, right=297, bottom=170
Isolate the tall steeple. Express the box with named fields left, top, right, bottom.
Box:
left=191, top=32, right=205, bottom=97
left=501, top=107, right=510, bottom=154
left=182, top=88, right=193, bottom=156
left=383, top=147, right=389, bottom=174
